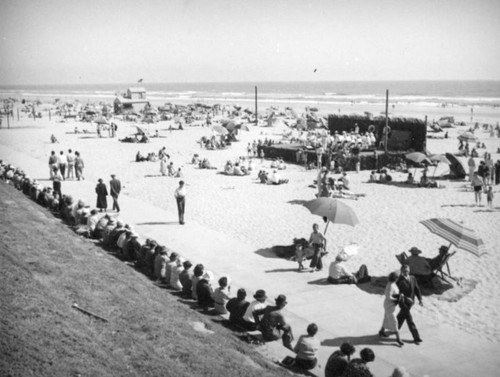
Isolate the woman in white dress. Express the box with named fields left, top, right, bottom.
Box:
left=160, top=154, right=169, bottom=176
left=379, top=271, right=404, bottom=346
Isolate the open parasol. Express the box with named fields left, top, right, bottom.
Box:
left=420, top=218, right=486, bottom=257
left=303, top=197, right=359, bottom=233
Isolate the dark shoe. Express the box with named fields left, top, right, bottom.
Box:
left=414, top=338, right=422, bottom=344
left=378, top=329, right=388, bottom=338
left=397, top=340, right=404, bottom=346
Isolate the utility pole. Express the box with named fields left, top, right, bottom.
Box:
left=255, top=86, right=258, bottom=125
left=384, top=89, right=389, bottom=155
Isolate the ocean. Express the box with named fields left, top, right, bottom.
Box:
left=1, top=81, right=499, bottom=110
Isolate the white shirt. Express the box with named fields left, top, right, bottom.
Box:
left=175, top=186, right=186, bottom=198
left=242, top=300, right=266, bottom=323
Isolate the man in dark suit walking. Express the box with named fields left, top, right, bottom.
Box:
left=396, top=264, right=423, bottom=344
left=109, top=174, right=122, bottom=212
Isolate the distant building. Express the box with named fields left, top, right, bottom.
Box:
left=114, top=87, right=149, bottom=114
left=125, top=87, right=146, bottom=100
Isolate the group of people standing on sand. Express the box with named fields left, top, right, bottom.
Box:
left=468, top=153, right=497, bottom=207
left=48, top=149, right=85, bottom=181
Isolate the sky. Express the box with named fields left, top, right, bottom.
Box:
left=0, top=0, right=499, bottom=85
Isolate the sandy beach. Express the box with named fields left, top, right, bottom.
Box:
left=1, top=98, right=500, bottom=375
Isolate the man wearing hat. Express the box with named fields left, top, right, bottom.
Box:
left=254, top=294, right=293, bottom=350
left=406, top=247, right=432, bottom=277
left=242, top=289, right=268, bottom=331
left=109, top=174, right=122, bottom=213
left=396, top=264, right=423, bottom=345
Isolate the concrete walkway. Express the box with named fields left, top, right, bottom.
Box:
left=2, top=144, right=499, bottom=377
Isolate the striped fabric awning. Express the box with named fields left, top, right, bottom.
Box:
left=420, top=218, right=486, bottom=257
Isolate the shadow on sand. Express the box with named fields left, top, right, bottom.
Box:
left=287, top=199, right=308, bottom=205
left=135, top=221, right=179, bottom=226
left=321, top=334, right=384, bottom=348
left=254, top=248, right=281, bottom=259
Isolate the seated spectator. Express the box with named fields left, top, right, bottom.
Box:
left=165, top=252, right=179, bottom=285
left=254, top=294, right=293, bottom=350
left=101, top=217, right=117, bottom=247
left=293, top=323, right=320, bottom=370
left=213, top=276, right=231, bottom=315
left=348, top=348, right=375, bottom=376
left=405, top=247, right=432, bottom=276
left=233, top=163, right=244, bottom=176
left=170, top=257, right=184, bottom=291
left=427, top=245, right=451, bottom=271
left=191, top=264, right=205, bottom=301
left=340, top=172, right=350, bottom=190
left=242, top=289, right=268, bottom=331
left=196, top=271, right=215, bottom=309
left=154, top=246, right=169, bottom=282
left=406, top=173, right=415, bottom=184
left=328, top=253, right=370, bottom=284
left=179, top=260, right=194, bottom=298
left=108, top=219, right=125, bottom=248
left=226, top=288, right=250, bottom=328
left=324, top=342, right=356, bottom=377
left=258, top=170, right=268, bottom=183
left=369, top=171, right=377, bottom=183
left=268, top=170, right=288, bottom=185
left=143, top=239, right=157, bottom=277
left=94, top=214, right=110, bottom=240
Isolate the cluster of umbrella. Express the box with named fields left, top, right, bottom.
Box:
left=212, top=120, right=250, bottom=135
left=405, top=152, right=452, bottom=177
left=299, top=197, right=485, bottom=278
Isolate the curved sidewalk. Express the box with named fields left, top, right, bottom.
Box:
left=2, top=144, right=499, bottom=377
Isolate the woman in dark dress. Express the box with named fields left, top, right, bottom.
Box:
left=495, top=160, right=500, bottom=185
left=95, top=178, right=108, bottom=212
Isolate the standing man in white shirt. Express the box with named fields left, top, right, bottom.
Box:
left=174, top=180, right=186, bottom=224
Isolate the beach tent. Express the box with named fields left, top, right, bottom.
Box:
left=445, top=153, right=467, bottom=179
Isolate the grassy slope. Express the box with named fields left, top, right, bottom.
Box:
left=0, top=182, right=291, bottom=377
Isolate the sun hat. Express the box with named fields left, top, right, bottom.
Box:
left=116, top=219, right=124, bottom=227
left=254, top=289, right=267, bottom=300
left=409, top=246, right=422, bottom=255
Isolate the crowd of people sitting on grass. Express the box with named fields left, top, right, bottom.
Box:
left=2, top=159, right=417, bottom=376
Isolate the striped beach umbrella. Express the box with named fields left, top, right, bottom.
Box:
left=420, top=218, right=486, bottom=257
